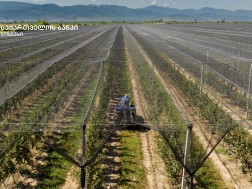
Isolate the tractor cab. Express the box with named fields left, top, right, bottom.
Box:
left=115, top=95, right=136, bottom=125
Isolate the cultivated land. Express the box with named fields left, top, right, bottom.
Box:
left=0, top=23, right=252, bottom=189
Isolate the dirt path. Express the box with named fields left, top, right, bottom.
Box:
left=102, top=64, right=122, bottom=189
left=125, top=32, right=171, bottom=189
left=102, top=26, right=170, bottom=189
left=62, top=167, right=79, bottom=189
left=135, top=38, right=252, bottom=189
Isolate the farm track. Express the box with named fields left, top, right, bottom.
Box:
left=130, top=30, right=252, bottom=188
left=100, top=27, right=126, bottom=189
left=101, top=26, right=167, bottom=189
left=125, top=27, right=171, bottom=189
left=102, top=64, right=122, bottom=189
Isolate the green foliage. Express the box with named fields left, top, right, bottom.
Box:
left=86, top=61, right=114, bottom=188
left=130, top=28, right=252, bottom=181
left=119, top=131, right=145, bottom=188
left=127, top=29, right=229, bottom=188
left=125, top=31, right=184, bottom=187
left=37, top=130, right=88, bottom=187
left=0, top=32, right=108, bottom=183
left=37, top=20, right=49, bottom=25
left=195, top=160, right=227, bottom=189
left=37, top=152, right=70, bottom=189
left=36, top=66, right=100, bottom=188
left=0, top=133, right=35, bottom=183
left=87, top=27, right=145, bottom=188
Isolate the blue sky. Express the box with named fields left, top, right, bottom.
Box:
left=3, top=0, right=252, bottom=10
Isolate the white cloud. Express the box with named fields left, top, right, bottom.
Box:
left=151, top=0, right=157, bottom=5
left=143, top=0, right=157, bottom=5
left=164, top=3, right=170, bottom=7
left=163, top=2, right=175, bottom=7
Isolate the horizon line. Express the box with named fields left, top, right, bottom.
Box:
left=2, top=1, right=252, bottom=12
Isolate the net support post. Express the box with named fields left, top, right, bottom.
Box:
left=181, top=123, right=193, bottom=189
left=81, top=124, right=87, bottom=189
left=246, top=63, right=252, bottom=118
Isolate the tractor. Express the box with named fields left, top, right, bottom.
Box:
left=115, top=95, right=136, bottom=125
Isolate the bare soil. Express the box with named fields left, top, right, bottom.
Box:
left=126, top=40, right=172, bottom=189
left=62, top=167, right=79, bottom=189
left=102, top=65, right=122, bottom=189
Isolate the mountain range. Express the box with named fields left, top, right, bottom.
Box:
left=1, top=1, right=252, bottom=22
